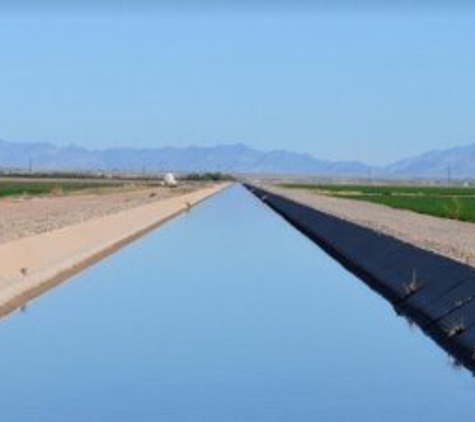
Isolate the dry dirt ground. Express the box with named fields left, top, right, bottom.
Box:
left=0, top=184, right=200, bottom=244
left=266, top=185, right=475, bottom=268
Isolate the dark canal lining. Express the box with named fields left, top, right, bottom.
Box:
left=0, top=185, right=474, bottom=421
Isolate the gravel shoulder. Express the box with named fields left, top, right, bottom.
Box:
left=266, top=185, right=475, bottom=268
left=0, top=184, right=201, bottom=244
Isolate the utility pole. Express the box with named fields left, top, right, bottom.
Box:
left=447, top=164, right=452, bottom=186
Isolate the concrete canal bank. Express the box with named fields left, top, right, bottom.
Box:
left=0, top=183, right=228, bottom=318
left=245, top=183, right=475, bottom=373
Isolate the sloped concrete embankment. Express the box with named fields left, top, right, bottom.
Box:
left=245, top=184, right=475, bottom=372
left=0, top=184, right=228, bottom=319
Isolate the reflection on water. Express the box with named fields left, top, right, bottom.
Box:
left=0, top=185, right=474, bottom=421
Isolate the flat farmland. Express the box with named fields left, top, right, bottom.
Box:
left=0, top=177, right=201, bottom=244
left=0, top=178, right=132, bottom=198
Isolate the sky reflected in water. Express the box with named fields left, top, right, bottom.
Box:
left=0, top=185, right=474, bottom=421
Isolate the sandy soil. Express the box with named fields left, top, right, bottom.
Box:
left=0, top=183, right=227, bottom=319
left=266, top=185, right=475, bottom=268
left=0, top=184, right=198, bottom=244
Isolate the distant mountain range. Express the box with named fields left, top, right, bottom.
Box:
left=0, top=138, right=474, bottom=179
left=385, top=144, right=475, bottom=178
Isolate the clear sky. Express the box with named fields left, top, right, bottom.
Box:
left=1, top=3, right=474, bottom=164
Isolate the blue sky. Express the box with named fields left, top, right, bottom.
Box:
left=1, top=7, right=474, bottom=164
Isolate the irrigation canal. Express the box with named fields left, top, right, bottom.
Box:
left=0, top=185, right=474, bottom=421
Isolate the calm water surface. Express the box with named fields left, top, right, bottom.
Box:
left=1, top=185, right=475, bottom=421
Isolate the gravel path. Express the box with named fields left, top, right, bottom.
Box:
left=265, top=185, right=475, bottom=268
left=0, top=184, right=199, bottom=244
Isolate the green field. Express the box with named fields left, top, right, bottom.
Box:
left=0, top=179, right=127, bottom=198
left=280, top=183, right=475, bottom=223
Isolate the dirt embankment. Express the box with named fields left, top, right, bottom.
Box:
left=0, top=184, right=198, bottom=244
left=0, top=183, right=227, bottom=318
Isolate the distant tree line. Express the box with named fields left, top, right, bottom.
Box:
left=183, top=172, right=235, bottom=181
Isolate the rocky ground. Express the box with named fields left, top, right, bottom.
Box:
left=266, top=185, right=475, bottom=268
left=0, top=184, right=201, bottom=244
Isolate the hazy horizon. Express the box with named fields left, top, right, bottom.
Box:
left=2, top=135, right=475, bottom=168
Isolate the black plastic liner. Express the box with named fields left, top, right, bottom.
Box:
left=245, top=184, right=475, bottom=374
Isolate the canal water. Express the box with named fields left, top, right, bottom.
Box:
left=0, top=185, right=474, bottom=421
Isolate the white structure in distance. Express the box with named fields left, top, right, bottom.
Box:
left=164, top=172, right=178, bottom=187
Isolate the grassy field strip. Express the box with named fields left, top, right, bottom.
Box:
left=0, top=180, right=131, bottom=197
